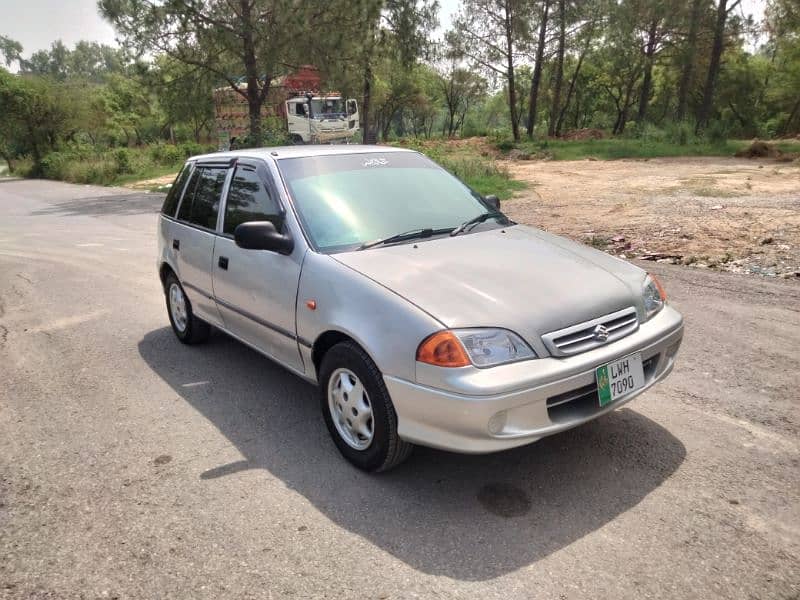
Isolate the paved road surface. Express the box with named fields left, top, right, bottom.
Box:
left=1, top=179, right=798, bottom=599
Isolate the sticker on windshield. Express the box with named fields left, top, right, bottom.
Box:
left=363, top=157, right=389, bottom=167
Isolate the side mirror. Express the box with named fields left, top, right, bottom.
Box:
left=303, top=103, right=311, bottom=118
left=347, top=99, right=357, bottom=115
left=234, top=221, right=294, bottom=255
left=484, top=194, right=500, bottom=211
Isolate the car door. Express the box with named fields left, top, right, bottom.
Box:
left=213, top=160, right=304, bottom=372
left=172, top=162, right=230, bottom=327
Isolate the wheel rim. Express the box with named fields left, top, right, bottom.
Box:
left=327, top=368, right=374, bottom=450
left=168, top=283, right=188, bottom=332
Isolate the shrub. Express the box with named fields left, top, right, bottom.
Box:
left=150, top=143, right=183, bottom=166
left=113, top=148, right=133, bottom=174
left=665, top=122, right=694, bottom=146
left=705, top=120, right=730, bottom=145
left=178, top=141, right=204, bottom=158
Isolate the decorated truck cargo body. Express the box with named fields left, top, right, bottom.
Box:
left=213, top=66, right=359, bottom=147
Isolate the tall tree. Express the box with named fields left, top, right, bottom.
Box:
left=451, top=0, right=533, bottom=141
left=527, top=0, right=550, bottom=137
left=696, top=0, right=742, bottom=130
left=547, top=0, right=566, bottom=136
left=675, top=0, right=704, bottom=121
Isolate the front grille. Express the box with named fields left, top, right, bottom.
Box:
left=542, top=307, right=639, bottom=357
left=546, top=355, right=657, bottom=423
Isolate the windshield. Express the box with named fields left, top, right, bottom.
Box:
left=311, top=98, right=344, bottom=118
left=277, top=152, right=498, bottom=253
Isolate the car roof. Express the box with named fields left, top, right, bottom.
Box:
left=189, top=144, right=415, bottom=163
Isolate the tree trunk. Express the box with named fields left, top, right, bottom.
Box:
left=697, top=0, right=734, bottom=132
left=557, top=49, right=586, bottom=136
left=780, top=96, right=800, bottom=135
left=527, top=0, right=551, bottom=137
left=676, top=0, right=702, bottom=121
left=240, top=0, right=263, bottom=146
left=548, top=0, right=566, bottom=137
left=637, top=18, right=658, bottom=123
left=504, top=1, right=520, bottom=142
left=361, top=60, right=376, bottom=144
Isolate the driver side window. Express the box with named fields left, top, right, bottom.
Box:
left=223, top=166, right=281, bottom=235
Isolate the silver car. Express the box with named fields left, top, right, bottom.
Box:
left=157, top=146, right=683, bottom=471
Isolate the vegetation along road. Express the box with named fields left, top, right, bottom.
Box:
left=1, top=179, right=798, bottom=599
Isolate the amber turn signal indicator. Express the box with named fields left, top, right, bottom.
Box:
left=416, top=331, right=471, bottom=367
left=649, top=273, right=667, bottom=302
left=305, top=300, right=317, bottom=310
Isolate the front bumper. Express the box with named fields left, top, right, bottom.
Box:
left=384, top=305, right=683, bottom=453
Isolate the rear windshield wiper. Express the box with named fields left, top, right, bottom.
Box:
left=450, top=211, right=506, bottom=237
left=358, top=227, right=454, bottom=251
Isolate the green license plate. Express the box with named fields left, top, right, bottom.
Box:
left=596, top=352, right=645, bottom=407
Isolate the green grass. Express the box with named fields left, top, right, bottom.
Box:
left=508, top=138, right=800, bottom=161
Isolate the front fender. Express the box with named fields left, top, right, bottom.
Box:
left=296, top=252, right=444, bottom=383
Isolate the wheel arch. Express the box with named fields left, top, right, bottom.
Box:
left=159, top=261, right=177, bottom=291
left=312, top=329, right=372, bottom=378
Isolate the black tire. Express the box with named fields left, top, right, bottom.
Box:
left=319, top=341, right=413, bottom=472
left=164, top=272, right=210, bottom=344
left=290, top=134, right=305, bottom=145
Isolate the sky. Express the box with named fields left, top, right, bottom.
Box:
left=0, top=0, right=766, bottom=57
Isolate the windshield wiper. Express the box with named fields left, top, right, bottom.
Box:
left=358, top=227, right=454, bottom=251
left=450, top=211, right=506, bottom=237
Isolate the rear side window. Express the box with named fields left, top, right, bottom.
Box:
left=223, top=166, right=281, bottom=234
left=177, top=167, right=227, bottom=229
left=161, top=163, right=192, bottom=217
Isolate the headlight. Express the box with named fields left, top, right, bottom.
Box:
left=642, top=273, right=667, bottom=320
left=417, top=328, right=536, bottom=368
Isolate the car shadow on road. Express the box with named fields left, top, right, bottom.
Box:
left=30, top=193, right=163, bottom=217
left=138, top=326, right=686, bottom=581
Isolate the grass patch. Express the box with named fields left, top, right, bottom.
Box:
left=392, top=137, right=526, bottom=199
left=516, top=138, right=745, bottom=161
left=503, top=137, right=800, bottom=161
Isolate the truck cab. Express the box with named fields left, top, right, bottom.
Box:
left=286, top=96, right=359, bottom=144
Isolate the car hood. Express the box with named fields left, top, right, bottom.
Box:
left=332, top=225, right=646, bottom=353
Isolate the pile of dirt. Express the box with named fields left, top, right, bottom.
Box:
left=735, top=140, right=782, bottom=159
left=562, top=128, right=606, bottom=141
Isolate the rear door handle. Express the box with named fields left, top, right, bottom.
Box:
left=218, top=256, right=229, bottom=270
left=172, top=239, right=180, bottom=250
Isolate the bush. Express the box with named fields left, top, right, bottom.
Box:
left=113, top=148, right=133, bottom=174
left=150, top=143, right=183, bottom=166
left=178, top=141, right=204, bottom=158
left=705, top=120, right=730, bottom=145
left=665, top=122, right=695, bottom=146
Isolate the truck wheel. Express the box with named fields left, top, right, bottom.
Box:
left=164, top=273, right=210, bottom=344
left=290, top=134, right=305, bottom=145
left=319, top=341, right=413, bottom=472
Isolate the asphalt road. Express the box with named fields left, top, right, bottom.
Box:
left=1, top=179, right=798, bottom=599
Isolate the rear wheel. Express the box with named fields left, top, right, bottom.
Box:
left=164, top=272, right=210, bottom=344
left=290, top=134, right=305, bottom=145
left=319, top=341, right=413, bottom=472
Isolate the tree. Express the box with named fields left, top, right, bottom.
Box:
left=439, top=62, right=487, bottom=137
left=0, top=70, right=77, bottom=173
left=696, top=0, right=742, bottom=131
left=100, top=0, right=349, bottom=146
left=527, top=0, right=550, bottom=137
left=450, top=0, right=533, bottom=141
left=675, top=0, right=704, bottom=121
left=0, top=35, right=23, bottom=69
left=152, top=56, right=215, bottom=142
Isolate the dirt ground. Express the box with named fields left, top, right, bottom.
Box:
left=504, top=156, right=800, bottom=279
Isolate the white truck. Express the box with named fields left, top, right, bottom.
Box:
left=285, top=94, right=360, bottom=144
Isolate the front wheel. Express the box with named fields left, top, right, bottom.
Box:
left=319, top=341, right=413, bottom=472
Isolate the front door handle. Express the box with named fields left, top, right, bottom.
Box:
left=218, top=256, right=229, bottom=270
left=172, top=239, right=180, bottom=250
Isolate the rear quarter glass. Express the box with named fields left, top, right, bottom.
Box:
left=161, top=163, right=192, bottom=217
